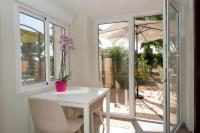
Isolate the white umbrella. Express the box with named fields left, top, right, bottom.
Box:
left=99, top=20, right=163, bottom=44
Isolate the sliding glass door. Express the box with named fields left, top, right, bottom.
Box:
left=164, top=0, right=180, bottom=132
left=133, top=15, right=164, bottom=122
left=168, top=3, right=180, bottom=132
left=98, top=21, right=133, bottom=116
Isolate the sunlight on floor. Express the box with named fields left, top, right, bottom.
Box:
left=99, top=119, right=136, bottom=133
left=99, top=125, right=136, bottom=133
left=138, top=121, right=163, bottom=132
left=95, top=118, right=163, bottom=133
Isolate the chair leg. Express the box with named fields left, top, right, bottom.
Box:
left=91, top=111, right=94, bottom=133
left=98, top=110, right=104, bottom=125
left=98, top=110, right=105, bottom=133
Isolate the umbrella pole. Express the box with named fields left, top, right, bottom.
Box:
left=135, top=26, right=144, bottom=99
left=136, top=32, right=139, bottom=96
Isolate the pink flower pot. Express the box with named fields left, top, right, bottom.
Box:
left=55, top=81, right=67, bottom=92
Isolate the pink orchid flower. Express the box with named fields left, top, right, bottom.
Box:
left=59, top=34, right=75, bottom=52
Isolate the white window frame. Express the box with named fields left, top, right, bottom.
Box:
left=15, top=3, right=70, bottom=93
left=96, top=18, right=135, bottom=119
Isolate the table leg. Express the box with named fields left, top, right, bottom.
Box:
left=106, top=90, right=110, bottom=133
left=84, top=105, right=90, bottom=133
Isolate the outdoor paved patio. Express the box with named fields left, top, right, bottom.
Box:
left=107, top=72, right=177, bottom=123
left=136, top=74, right=164, bottom=121
left=108, top=88, right=164, bottom=121
left=107, top=74, right=164, bottom=121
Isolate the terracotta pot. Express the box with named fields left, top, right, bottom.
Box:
left=55, top=81, right=67, bottom=92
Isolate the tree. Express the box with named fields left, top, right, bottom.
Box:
left=136, top=15, right=163, bottom=21
left=21, top=43, right=36, bottom=77
left=141, top=39, right=163, bottom=68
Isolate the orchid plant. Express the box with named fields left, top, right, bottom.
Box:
left=58, top=34, right=75, bottom=82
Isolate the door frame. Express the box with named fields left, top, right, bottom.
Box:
left=96, top=18, right=135, bottom=119
left=132, top=13, right=163, bottom=123
left=95, top=12, right=162, bottom=119
left=163, top=0, right=181, bottom=132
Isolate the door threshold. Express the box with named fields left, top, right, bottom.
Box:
left=102, top=112, right=134, bottom=120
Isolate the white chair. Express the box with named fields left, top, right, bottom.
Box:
left=29, top=98, right=83, bottom=133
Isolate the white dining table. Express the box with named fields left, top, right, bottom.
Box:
left=30, top=86, right=110, bottom=133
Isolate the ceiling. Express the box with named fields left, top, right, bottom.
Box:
left=49, top=0, right=163, bottom=19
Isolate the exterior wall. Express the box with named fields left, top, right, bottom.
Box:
left=0, top=0, right=72, bottom=133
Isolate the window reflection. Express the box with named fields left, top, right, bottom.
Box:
left=49, top=23, right=65, bottom=80
left=20, top=13, right=46, bottom=86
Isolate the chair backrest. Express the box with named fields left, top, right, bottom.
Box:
left=29, top=98, right=72, bottom=133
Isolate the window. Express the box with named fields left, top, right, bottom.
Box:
left=18, top=9, right=67, bottom=88
left=20, top=13, right=46, bottom=86
left=49, top=23, right=65, bottom=81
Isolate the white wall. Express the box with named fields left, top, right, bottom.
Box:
left=69, top=13, right=88, bottom=86
left=18, top=0, right=72, bottom=24
left=69, top=13, right=99, bottom=87
left=0, top=0, right=73, bottom=133
left=0, top=0, right=5, bottom=132
left=181, top=0, right=194, bottom=131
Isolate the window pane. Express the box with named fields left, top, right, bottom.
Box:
left=20, top=13, right=46, bottom=86
left=99, top=22, right=130, bottom=114
left=49, top=23, right=65, bottom=80
left=169, top=5, right=179, bottom=128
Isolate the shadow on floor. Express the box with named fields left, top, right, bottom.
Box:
left=131, top=119, right=163, bottom=133
left=89, top=116, right=191, bottom=133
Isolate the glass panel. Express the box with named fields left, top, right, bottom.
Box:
left=168, top=4, right=179, bottom=131
left=134, top=15, right=164, bottom=122
left=49, top=23, right=65, bottom=80
left=98, top=22, right=129, bottom=114
left=20, top=13, right=45, bottom=86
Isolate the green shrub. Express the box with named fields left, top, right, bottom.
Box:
left=135, top=56, right=150, bottom=85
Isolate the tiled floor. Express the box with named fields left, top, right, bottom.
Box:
left=64, top=109, right=188, bottom=133
left=94, top=117, right=191, bottom=133
left=94, top=116, right=164, bottom=133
